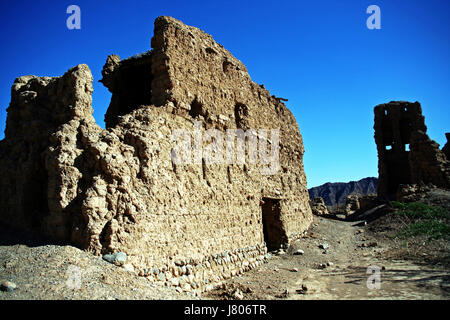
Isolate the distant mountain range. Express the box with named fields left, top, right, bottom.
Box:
left=308, top=177, right=378, bottom=207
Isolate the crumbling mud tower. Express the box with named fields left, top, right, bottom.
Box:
left=0, top=17, right=313, bottom=290
left=443, top=133, right=450, bottom=160
left=374, top=101, right=450, bottom=199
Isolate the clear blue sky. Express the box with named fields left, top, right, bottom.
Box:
left=0, top=0, right=449, bottom=188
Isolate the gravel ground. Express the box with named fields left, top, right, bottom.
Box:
left=0, top=244, right=198, bottom=300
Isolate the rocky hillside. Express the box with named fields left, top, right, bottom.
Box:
left=308, top=177, right=377, bottom=207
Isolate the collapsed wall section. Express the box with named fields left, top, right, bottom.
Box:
left=101, top=52, right=154, bottom=128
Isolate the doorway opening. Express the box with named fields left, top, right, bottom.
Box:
left=261, top=198, right=288, bottom=251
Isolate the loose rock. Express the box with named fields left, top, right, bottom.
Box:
left=232, top=289, right=244, bottom=300
left=123, top=263, right=134, bottom=272
left=0, top=280, right=17, bottom=292
left=296, top=284, right=308, bottom=294
left=102, top=252, right=127, bottom=266
left=114, top=252, right=127, bottom=266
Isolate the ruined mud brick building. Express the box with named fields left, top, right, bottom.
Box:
left=374, top=101, right=450, bottom=199
left=0, top=17, right=313, bottom=289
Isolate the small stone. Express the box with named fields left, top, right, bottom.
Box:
left=327, top=262, right=334, bottom=267
left=114, top=252, right=127, bottom=266
left=290, top=268, right=299, bottom=272
left=102, top=252, right=127, bottom=266
left=158, top=272, right=166, bottom=282
left=181, top=266, right=187, bottom=275
left=318, top=263, right=327, bottom=269
left=1, top=281, right=17, bottom=292
left=176, top=286, right=183, bottom=293
left=296, top=284, right=308, bottom=294
left=186, top=265, right=193, bottom=275
left=123, top=263, right=134, bottom=272
left=102, top=254, right=116, bottom=264
left=293, top=249, right=304, bottom=255
left=205, top=284, right=214, bottom=291
left=232, top=289, right=244, bottom=300
left=175, top=260, right=183, bottom=266
left=170, top=278, right=180, bottom=286
left=179, top=275, right=188, bottom=285
left=182, top=283, right=192, bottom=292
left=319, top=243, right=329, bottom=250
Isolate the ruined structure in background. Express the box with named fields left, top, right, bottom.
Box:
left=344, top=195, right=360, bottom=216
left=344, top=194, right=378, bottom=217
left=310, top=197, right=329, bottom=216
left=0, top=16, right=313, bottom=291
left=443, top=133, right=450, bottom=160
left=374, top=101, right=450, bottom=200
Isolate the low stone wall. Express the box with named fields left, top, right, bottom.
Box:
left=139, top=244, right=268, bottom=293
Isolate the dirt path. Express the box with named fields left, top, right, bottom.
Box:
left=205, top=215, right=450, bottom=300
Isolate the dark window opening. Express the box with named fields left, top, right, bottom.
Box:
left=189, top=99, right=204, bottom=119
left=261, top=198, right=288, bottom=252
